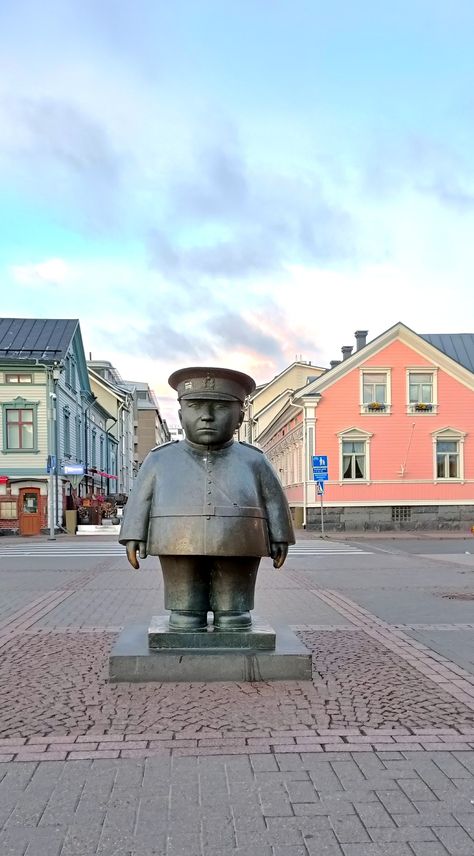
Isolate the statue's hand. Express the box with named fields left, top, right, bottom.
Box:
left=125, top=540, right=147, bottom=570
left=270, top=542, right=288, bottom=569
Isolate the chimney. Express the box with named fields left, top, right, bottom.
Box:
left=341, top=345, right=353, bottom=360
left=355, top=330, right=368, bottom=350
left=330, top=360, right=341, bottom=369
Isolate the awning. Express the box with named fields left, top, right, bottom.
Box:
left=0, top=476, right=9, bottom=484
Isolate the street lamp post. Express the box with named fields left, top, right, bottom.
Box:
left=48, top=364, right=62, bottom=541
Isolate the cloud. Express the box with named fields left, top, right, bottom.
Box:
left=0, top=95, right=126, bottom=230
left=364, top=133, right=474, bottom=212
left=207, top=311, right=284, bottom=360
left=10, top=257, right=72, bottom=286
left=129, top=322, right=214, bottom=362
left=148, top=137, right=357, bottom=284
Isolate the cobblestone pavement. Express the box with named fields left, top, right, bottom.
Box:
left=0, top=537, right=474, bottom=854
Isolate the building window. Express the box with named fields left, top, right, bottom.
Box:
left=2, top=397, right=39, bottom=452
left=361, top=370, right=390, bottom=413
left=432, top=428, right=465, bottom=481
left=342, top=440, right=366, bottom=479
left=63, top=408, right=71, bottom=457
left=91, top=430, right=97, bottom=467
left=0, top=500, right=17, bottom=519
left=338, top=427, right=372, bottom=481
left=70, top=360, right=77, bottom=391
left=6, top=408, right=34, bottom=449
left=76, top=416, right=82, bottom=460
left=5, top=373, right=33, bottom=384
left=100, top=436, right=104, bottom=470
left=407, top=370, right=437, bottom=413
left=436, top=440, right=459, bottom=479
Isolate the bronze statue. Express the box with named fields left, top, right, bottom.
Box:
left=119, top=366, right=295, bottom=631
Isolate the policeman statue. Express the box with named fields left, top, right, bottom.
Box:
left=119, top=366, right=295, bottom=632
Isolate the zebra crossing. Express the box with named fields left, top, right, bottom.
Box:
left=0, top=539, right=371, bottom=558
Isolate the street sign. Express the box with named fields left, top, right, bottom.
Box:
left=313, top=470, right=328, bottom=481
left=46, top=455, right=56, bottom=474
left=316, top=481, right=324, bottom=494
left=312, top=454, right=328, bottom=481
left=63, top=464, right=84, bottom=476
left=312, top=455, right=328, bottom=468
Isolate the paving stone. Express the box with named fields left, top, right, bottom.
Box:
left=303, top=829, right=344, bottom=854
left=341, top=845, right=413, bottom=855
left=0, top=827, right=30, bottom=856
left=432, top=825, right=474, bottom=855
left=2, top=546, right=474, bottom=856
left=329, top=815, right=371, bottom=843
left=272, top=847, right=309, bottom=856
left=23, top=828, right=65, bottom=855
left=410, top=844, right=450, bottom=856
left=354, top=801, right=396, bottom=828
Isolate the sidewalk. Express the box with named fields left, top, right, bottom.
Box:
left=0, top=548, right=474, bottom=854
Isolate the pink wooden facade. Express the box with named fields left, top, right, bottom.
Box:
left=259, top=324, right=474, bottom=528
left=314, top=338, right=473, bottom=505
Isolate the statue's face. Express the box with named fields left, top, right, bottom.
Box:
left=179, top=399, right=243, bottom=447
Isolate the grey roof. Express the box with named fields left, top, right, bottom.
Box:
left=421, top=333, right=474, bottom=373
left=0, top=318, right=78, bottom=362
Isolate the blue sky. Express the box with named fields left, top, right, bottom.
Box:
left=1, top=1, right=474, bottom=422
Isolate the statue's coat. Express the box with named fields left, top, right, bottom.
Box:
left=119, top=439, right=295, bottom=556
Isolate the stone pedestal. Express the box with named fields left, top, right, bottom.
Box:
left=148, top=615, right=276, bottom=650
left=109, top=619, right=312, bottom=683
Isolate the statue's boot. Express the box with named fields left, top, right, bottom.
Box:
left=214, top=611, right=252, bottom=630
left=169, top=610, right=208, bottom=631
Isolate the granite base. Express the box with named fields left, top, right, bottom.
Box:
left=148, top=614, right=276, bottom=650
left=109, top=623, right=312, bottom=682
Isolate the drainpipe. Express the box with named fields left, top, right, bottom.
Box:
left=302, top=407, right=307, bottom=528
left=52, top=369, right=60, bottom=530
left=47, top=372, right=56, bottom=540
left=117, top=401, right=124, bottom=493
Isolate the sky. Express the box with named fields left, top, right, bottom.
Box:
left=1, top=1, right=474, bottom=424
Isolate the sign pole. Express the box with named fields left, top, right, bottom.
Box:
left=320, top=490, right=325, bottom=538
left=48, top=464, right=56, bottom=541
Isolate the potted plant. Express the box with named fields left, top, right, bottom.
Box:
left=415, top=403, right=433, bottom=411
left=367, top=402, right=385, bottom=411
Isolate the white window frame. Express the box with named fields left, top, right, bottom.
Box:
left=360, top=368, right=391, bottom=414
left=406, top=367, right=438, bottom=414
left=432, top=427, right=466, bottom=482
left=338, top=427, right=373, bottom=482
left=5, top=373, right=33, bottom=384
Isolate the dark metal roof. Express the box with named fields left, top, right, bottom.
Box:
left=421, top=333, right=474, bottom=374
left=0, top=318, right=78, bottom=362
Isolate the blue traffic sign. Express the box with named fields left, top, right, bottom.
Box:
left=313, top=453, right=328, bottom=481
left=312, top=455, right=328, bottom=468
left=313, top=470, right=328, bottom=481
left=46, top=455, right=56, bottom=474
left=316, top=481, right=325, bottom=494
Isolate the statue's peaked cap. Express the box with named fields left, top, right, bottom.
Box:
left=168, top=366, right=256, bottom=402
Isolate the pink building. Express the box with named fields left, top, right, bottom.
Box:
left=258, top=324, right=474, bottom=531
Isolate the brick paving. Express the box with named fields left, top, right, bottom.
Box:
left=1, top=539, right=474, bottom=854
left=2, top=625, right=474, bottom=741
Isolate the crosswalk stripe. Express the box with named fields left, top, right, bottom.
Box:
left=0, top=544, right=370, bottom=557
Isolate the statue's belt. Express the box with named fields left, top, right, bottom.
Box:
left=150, top=506, right=267, bottom=518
